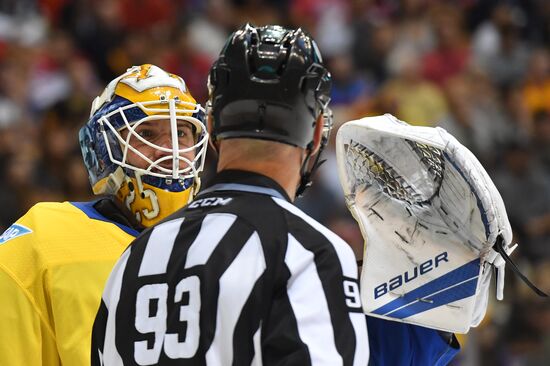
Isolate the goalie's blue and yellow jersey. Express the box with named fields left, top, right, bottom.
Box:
left=0, top=201, right=138, bottom=365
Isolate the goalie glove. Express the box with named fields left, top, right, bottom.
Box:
left=336, top=114, right=547, bottom=334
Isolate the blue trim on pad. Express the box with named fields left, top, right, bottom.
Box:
left=443, top=151, right=490, bottom=239
left=372, top=258, right=480, bottom=318
left=70, top=201, right=140, bottom=237
left=388, top=277, right=478, bottom=319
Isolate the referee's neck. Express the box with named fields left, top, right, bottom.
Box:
left=216, top=139, right=304, bottom=201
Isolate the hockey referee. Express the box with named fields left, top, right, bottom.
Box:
left=91, top=24, right=368, bottom=365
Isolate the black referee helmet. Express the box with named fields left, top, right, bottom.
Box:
left=207, top=23, right=333, bottom=150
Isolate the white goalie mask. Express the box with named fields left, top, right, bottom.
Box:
left=79, top=64, right=208, bottom=227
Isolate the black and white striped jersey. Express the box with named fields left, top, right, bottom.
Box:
left=91, top=170, right=369, bottom=366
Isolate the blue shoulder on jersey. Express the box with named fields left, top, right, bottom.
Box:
left=71, top=201, right=139, bottom=236
left=0, top=224, right=32, bottom=245
left=367, top=316, right=459, bottom=366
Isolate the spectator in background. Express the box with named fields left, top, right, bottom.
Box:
left=379, top=47, right=448, bottom=125
left=350, top=2, right=394, bottom=84
left=522, top=48, right=550, bottom=115
left=328, top=53, right=374, bottom=106
left=497, top=300, right=550, bottom=365
left=0, top=141, right=43, bottom=231
left=28, top=30, right=75, bottom=112
left=159, top=24, right=213, bottom=104
left=497, top=261, right=550, bottom=365
left=387, top=0, right=434, bottom=67
left=184, top=0, right=235, bottom=62
left=492, top=141, right=550, bottom=263
left=108, top=30, right=181, bottom=77
left=500, top=83, right=533, bottom=140
left=117, top=0, right=176, bottom=30
left=440, top=67, right=511, bottom=166
left=0, top=46, right=43, bottom=228
left=472, top=3, right=530, bottom=88
left=422, top=3, right=470, bottom=87
left=36, top=103, right=88, bottom=197
left=289, top=0, right=352, bottom=58
left=232, top=0, right=283, bottom=29
left=531, top=109, right=550, bottom=173
left=58, top=0, right=126, bottom=83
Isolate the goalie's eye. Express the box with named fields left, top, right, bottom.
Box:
left=124, top=121, right=196, bottom=148
left=137, top=128, right=154, bottom=139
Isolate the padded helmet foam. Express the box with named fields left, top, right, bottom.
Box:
left=208, top=23, right=333, bottom=149
left=79, top=64, right=208, bottom=226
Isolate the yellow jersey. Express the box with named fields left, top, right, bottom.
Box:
left=0, top=201, right=138, bottom=365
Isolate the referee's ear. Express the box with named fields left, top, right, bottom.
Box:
left=310, top=113, right=324, bottom=155
left=207, top=111, right=219, bottom=153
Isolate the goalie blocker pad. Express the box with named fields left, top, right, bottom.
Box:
left=336, top=114, right=515, bottom=334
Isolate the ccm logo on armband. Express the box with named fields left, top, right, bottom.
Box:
left=188, top=197, right=232, bottom=209
left=0, top=224, right=32, bottom=245
left=374, top=252, right=449, bottom=299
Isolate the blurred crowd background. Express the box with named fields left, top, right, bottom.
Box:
left=0, top=0, right=549, bottom=365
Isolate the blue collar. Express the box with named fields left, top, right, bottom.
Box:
left=70, top=201, right=140, bottom=237
left=198, top=183, right=286, bottom=200
left=200, top=169, right=291, bottom=201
